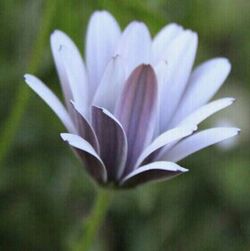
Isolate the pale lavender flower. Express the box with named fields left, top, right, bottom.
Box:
left=24, top=11, right=239, bottom=188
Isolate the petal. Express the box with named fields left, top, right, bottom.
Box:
left=134, top=126, right=195, bottom=168
left=162, top=127, right=240, bottom=162
left=92, top=106, right=128, bottom=181
left=158, top=30, right=198, bottom=133
left=171, top=58, right=231, bottom=124
left=176, top=97, right=235, bottom=127
left=61, top=133, right=107, bottom=183
left=50, top=30, right=88, bottom=115
left=58, top=45, right=88, bottom=117
left=24, top=74, right=76, bottom=133
left=71, top=101, right=99, bottom=152
left=152, top=23, right=183, bottom=64
left=86, top=11, right=121, bottom=99
left=92, top=56, right=125, bottom=113
left=115, top=21, right=151, bottom=75
left=120, top=161, right=188, bottom=188
left=115, top=65, right=158, bottom=175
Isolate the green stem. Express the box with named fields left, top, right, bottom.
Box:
left=0, top=0, right=57, bottom=166
left=74, top=189, right=113, bottom=251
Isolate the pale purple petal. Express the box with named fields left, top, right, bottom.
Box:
left=134, top=126, right=195, bottom=168
left=92, top=56, right=125, bottom=113
left=61, top=133, right=107, bottom=183
left=171, top=58, right=231, bottom=124
left=86, top=11, right=121, bottom=99
left=115, top=21, right=151, bottom=76
left=24, top=74, right=76, bottom=133
left=50, top=30, right=88, bottom=115
left=161, top=127, right=240, bottom=162
left=71, top=101, right=99, bottom=152
left=92, top=106, right=128, bottom=181
left=158, top=30, right=198, bottom=132
left=152, top=23, right=183, bottom=64
left=115, top=65, right=158, bottom=175
left=176, top=97, right=235, bottom=128
left=121, top=161, right=188, bottom=188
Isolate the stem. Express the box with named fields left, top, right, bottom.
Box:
left=0, top=0, right=57, bottom=166
left=74, top=189, right=113, bottom=251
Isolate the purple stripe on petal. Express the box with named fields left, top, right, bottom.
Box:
left=71, top=101, right=100, bottom=153
left=61, top=133, right=107, bottom=184
left=120, top=161, right=188, bottom=188
left=92, top=106, right=128, bottom=182
left=115, top=65, right=158, bottom=176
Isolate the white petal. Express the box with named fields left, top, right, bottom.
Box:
left=50, top=30, right=88, bottom=114
left=92, top=56, right=125, bottom=113
left=24, top=74, right=76, bottom=133
left=176, top=97, right=235, bottom=128
left=115, top=21, right=152, bottom=75
left=152, top=23, right=183, bottom=64
left=162, top=127, right=240, bottom=162
left=134, top=126, right=195, bottom=168
left=158, top=30, right=198, bottom=132
left=61, top=133, right=107, bottom=182
left=86, top=11, right=121, bottom=99
left=171, top=58, right=231, bottom=124
left=120, top=161, right=188, bottom=187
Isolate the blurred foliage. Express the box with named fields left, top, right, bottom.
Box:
left=0, top=0, right=249, bottom=250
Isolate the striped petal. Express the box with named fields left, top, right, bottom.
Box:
left=171, top=58, right=231, bottom=124
left=61, top=133, right=107, bottom=183
left=86, top=11, right=121, bottom=99
left=92, top=56, right=125, bottom=113
left=92, top=106, right=128, bottom=181
left=162, top=127, right=240, bottom=162
left=71, top=101, right=99, bottom=152
left=115, top=65, right=158, bottom=175
left=24, top=74, right=76, bottom=133
left=50, top=30, right=88, bottom=116
left=121, top=161, right=188, bottom=188
left=115, top=21, right=151, bottom=75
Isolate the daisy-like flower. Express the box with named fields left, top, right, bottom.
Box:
left=24, top=11, right=239, bottom=188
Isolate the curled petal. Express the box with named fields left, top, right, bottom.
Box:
left=86, top=11, right=121, bottom=98
left=61, top=133, right=107, bottom=183
left=92, top=106, right=128, bottom=181
left=162, top=127, right=240, bottom=162
left=121, top=161, right=188, bottom=188
left=115, top=65, right=158, bottom=175
left=71, top=101, right=99, bottom=152
left=24, top=74, right=76, bottom=133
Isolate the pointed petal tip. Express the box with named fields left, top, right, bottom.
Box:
left=60, top=133, right=70, bottom=141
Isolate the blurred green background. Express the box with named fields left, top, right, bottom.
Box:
left=0, top=0, right=249, bottom=250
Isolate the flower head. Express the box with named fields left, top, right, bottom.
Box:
left=24, top=11, right=239, bottom=188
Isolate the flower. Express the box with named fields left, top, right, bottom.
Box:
left=24, top=10, right=239, bottom=188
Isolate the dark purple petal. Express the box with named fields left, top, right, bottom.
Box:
left=61, top=133, right=107, bottom=184
left=71, top=101, right=99, bottom=152
left=120, top=161, right=188, bottom=188
left=92, top=106, right=128, bottom=182
left=115, top=64, right=158, bottom=176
